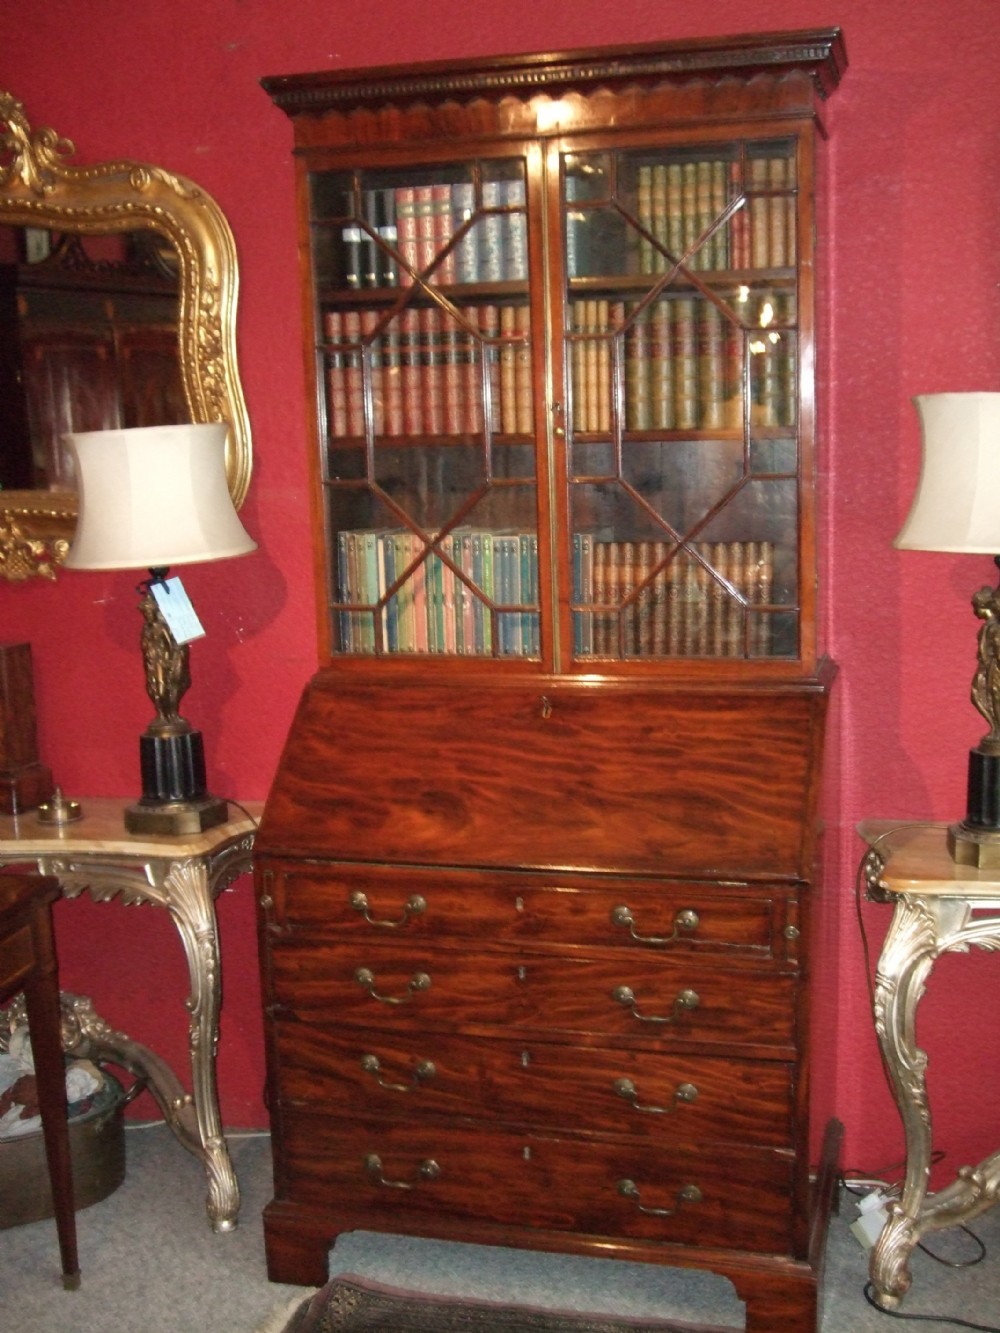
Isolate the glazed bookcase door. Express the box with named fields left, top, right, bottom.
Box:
left=557, top=135, right=808, bottom=667
left=305, top=122, right=814, bottom=675
left=309, top=155, right=543, bottom=661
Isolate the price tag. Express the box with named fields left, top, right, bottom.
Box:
left=151, top=576, right=205, bottom=645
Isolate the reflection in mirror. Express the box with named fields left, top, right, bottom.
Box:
left=0, top=227, right=184, bottom=492
left=0, top=90, right=252, bottom=580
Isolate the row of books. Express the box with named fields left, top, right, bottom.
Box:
left=633, top=156, right=796, bottom=275
left=335, top=527, right=540, bottom=657
left=324, top=149, right=796, bottom=294
left=322, top=305, right=531, bottom=438
left=570, top=296, right=796, bottom=433
left=333, top=526, right=778, bottom=660
left=323, top=287, right=794, bottom=442
left=573, top=537, right=776, bottom=658
left=336, top=180, right=528, bottom=290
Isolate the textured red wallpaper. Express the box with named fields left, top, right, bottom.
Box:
left=5, top=1, right=1000, bottom=1192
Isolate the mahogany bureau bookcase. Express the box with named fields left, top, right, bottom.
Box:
left=255, top=29, right=846, bottom=1333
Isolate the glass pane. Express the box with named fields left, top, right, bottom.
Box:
left=744, top=142, right=798, bottom=271
left=564, top=152, right=627, bottom=279
left=635, top=156, right=741, bottom=274
left=322, top=434, right=538, bottom=657
left=563, top=139, right=796, bottom=281
left=328, top=517, right=539, bottom=658
left=311, top=161, right=529, bottom=294
left=567, top=297, right=618, bottom=434
left=311, top=152, right=536, bottom=659
left=620, top=296, right=745, bottom=433
left=563, top=137, right=801, bottom=664
left=746, top=291, right=797, bottom=429
left=573, top=535, right=788, bottom=661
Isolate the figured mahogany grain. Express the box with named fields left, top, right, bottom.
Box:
left=269, top=1021, right=796, bottom=1146
left=276, top=1110, right=796, bottom=1251
left=258, top=676, right=829, bottom=879
left=264, top=861, right=785, bottom=957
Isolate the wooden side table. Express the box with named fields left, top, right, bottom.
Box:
left=0, top=797, right=261, bottom=1233
left=0, top=872, right=78, bottom=1287
left=859, top=819, right=1000, bottom=1311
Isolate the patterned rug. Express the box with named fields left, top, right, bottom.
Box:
left=268, top=1276, right=731, bottom=1333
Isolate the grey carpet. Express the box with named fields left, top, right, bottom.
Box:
left=0, top=1122, right=996, bottom=1331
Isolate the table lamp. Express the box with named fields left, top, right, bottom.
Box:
left=895, top=391, right=1000, bottom=866
left=63, top=423, right=256, bottom=836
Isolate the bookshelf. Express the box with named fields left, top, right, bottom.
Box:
left=258, top=30, right=845, bottom=1333
left=273, top=89, right=821, bottom=670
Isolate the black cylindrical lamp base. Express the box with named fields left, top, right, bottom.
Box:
left=964, top=748, right=1000, bottom=829
left=949, top=746, right=1000, bottom=866
left=139, top=729, right=209, bottom=804
left=125, top=728, right=228, bottom=835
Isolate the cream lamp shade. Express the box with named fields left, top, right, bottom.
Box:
left=895, top=392, right=1000, bottom=554
left=63, top=423, right=256, bottom=571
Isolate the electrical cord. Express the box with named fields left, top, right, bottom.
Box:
left=862, top=1281, right=1000, bottom=1330
left=223, top=797, right=260, bottom=828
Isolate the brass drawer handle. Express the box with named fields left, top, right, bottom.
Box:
left=350, top=890, right=427, bottom=928
left=360, top=1053, right=436, bottom=1091
left=617, top=1178, right=702, bottom=1217
left=364, top=1152, right=440, bottom=1190
left=612, top=985, right=699, bottom=1024
left=613, top=1077, right=698, bottom=1115
left=611, top=905, right=700, bottom=946
left=354, top=966, right=431, bottom=1004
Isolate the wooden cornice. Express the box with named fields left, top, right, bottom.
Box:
left=262, top=28, right=847, bottom=116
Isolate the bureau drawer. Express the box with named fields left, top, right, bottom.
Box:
left=269, top=1020, right=795, bottom=1147
left=275, top=1110, right=796, bottom=1253
left=258, top=863, right=791, bottom=960
left=265, top=944, right=797, bottom=1055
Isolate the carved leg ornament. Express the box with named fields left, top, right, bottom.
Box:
left=871, top=893, right=1000, bottom=1309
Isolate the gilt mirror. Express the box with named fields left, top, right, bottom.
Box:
left=0, top=90, right=252, bottom=580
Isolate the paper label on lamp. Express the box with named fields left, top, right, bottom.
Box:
left=151, top=577, right=205, bottom=644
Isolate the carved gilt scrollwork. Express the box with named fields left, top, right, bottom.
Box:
left=870, top=890, right=1000, bottom=1310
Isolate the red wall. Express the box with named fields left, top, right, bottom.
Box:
left=6, top=0, right=1000, bottom=1191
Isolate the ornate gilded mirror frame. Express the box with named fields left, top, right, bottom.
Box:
left=0, top=91, right=252, bottom=580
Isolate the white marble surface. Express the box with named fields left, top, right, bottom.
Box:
left=0, top=796, right=262, bottom=858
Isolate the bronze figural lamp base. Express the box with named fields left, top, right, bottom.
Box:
left=126, top=571, right=228, bottom=837
left=950, top=558, right=1000, bottom=867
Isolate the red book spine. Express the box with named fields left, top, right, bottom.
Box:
left=383, top=319, right=404, bottom=436
left=415, top=185, right=436, bottom=276
left=433, top=184, right=456, bottom=284
left=729, top=160, right=750, bottom=270
left=442, top=322, right=463, bottom=435
left=399, top=307, right=423, bottom=434
left=395, top=186, right=418, bottom=286
left=478, top=304, right=501, bottom=433
left=514, top=304, right=533, bottom=435
left=342, top=309, right=365, bottom=437
left=459, top=325, right=479, bottom=433
left=322, top=310, right=347, bottom=438
left=419, top=304, right=444, bottom=435
left=360, top=308, right=383, bottom=436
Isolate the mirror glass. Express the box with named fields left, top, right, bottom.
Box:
left=0, top=90, right=252, bottom=580
left=0, top=225, right=185, bottom=492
